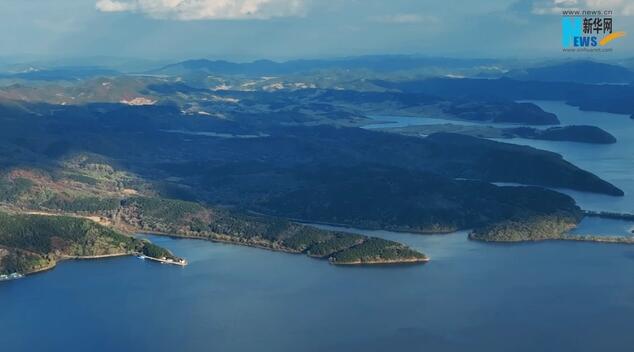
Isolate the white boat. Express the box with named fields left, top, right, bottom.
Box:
left=0, top=273, right=24, bottom=281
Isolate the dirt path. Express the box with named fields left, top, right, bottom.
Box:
left=21, top=210, right=112, bottom=226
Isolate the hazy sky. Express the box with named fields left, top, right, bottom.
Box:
left=0, top=0, right=633, bottom=62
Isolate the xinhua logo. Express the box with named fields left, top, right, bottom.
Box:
left=562, top=12, right=626, bottom=50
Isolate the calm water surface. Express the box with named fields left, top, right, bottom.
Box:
left=1, top=101, right=633, bottom=352
left=502, top=100, right=634, bottom=213
left=369, top=101, right=634, bottom=212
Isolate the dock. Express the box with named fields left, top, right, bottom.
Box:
left=137, top=254, right=188, bottom=266
left=0, top=273, right=24, bottom=281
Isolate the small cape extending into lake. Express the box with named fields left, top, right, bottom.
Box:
left=0, top=211, right=186, bottom=277
left=469, top=211, right=634, bottom=245
left=0, top=199, right=430, bottom=277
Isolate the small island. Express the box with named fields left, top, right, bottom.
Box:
left=469, top=212, right=634, bottom=245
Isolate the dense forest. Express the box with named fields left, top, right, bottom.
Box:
left=120, top=196, right=428, bottom=265
left=0, top=168, right=429, bottom=267
left=0, top=69, right=627, bottom=272
left=0, top=211, right=179, bottom=275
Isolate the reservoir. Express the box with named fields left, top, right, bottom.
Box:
left=1, top=101, right=633, bottom=352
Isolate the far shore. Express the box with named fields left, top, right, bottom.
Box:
left=469, top=233, right=634, bottom=245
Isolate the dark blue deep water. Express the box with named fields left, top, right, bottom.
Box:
left=1, top=101, right=633, bottom=352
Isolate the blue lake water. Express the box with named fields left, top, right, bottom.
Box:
left=363, top=115, right=542, bottom=130
left=369, top=101, right=634, bottom=213
left=1, top=101, right=634, bottom=351
left=363, top=115, right=464, bottom=129
left=498, top=100, right=634, bottom=213
left=569, top=217, right=634, bottom=236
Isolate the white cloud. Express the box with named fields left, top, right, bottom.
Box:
left=96, top=0, right=136, bottom=12
left=370, top=14, right=438, bottom=24
left=527, top=0, right=634, bottom=15
left=95, top=0, right=307, bottom=20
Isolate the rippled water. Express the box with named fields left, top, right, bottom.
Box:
left=1, top=101, right=633, bottom=352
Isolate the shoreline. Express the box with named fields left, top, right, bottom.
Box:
left=331, top=257, right=430, bottom=266
left=469, top=233, right=634, bottom=245
left=7, top=206, right=634, bottom=278
left=583, top=210, right=634, bottom=221
left=243, top=209, right=458, bottom=235
left=61, top=252, right=133, bottom=260
left=292, top=218, right=458, bottom=235
left=23, top=252, right=134, bottom=278
left=468, top=212, right=634, bottom=245
left=136, top=253, right=188, bottom=266
left=136, top=231, right=304, bottom=255
left=137, top=231, right=428, bottom=265
left=5, top=251, right=187, bottom=281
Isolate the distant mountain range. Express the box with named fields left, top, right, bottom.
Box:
left=152, top=55, right=499, bottom=76
left=374, top=75, right=634, bottom=115
left=1, top=57, right=633, bottom=86
left=0, top=66, right=119, bottom=81
left=154, top=57, right=634, bottom=84
left=504, top=60, right=634, bottom=84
